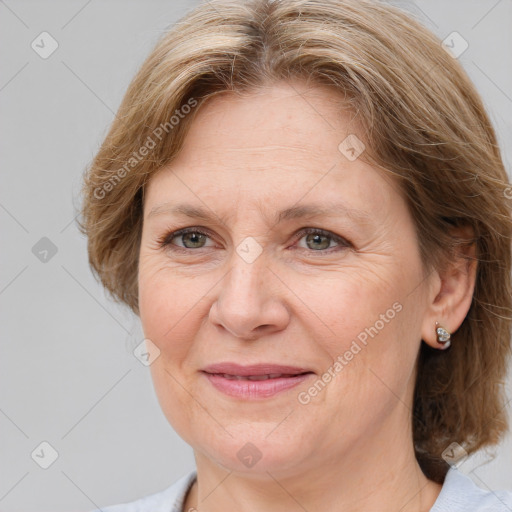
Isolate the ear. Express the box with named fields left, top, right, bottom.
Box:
left=421, top=225, right=478, bottom=349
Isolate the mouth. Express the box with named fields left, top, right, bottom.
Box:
left=208, top=373, right=310, bottom=381
left=201, top=363, right=314, bottom=399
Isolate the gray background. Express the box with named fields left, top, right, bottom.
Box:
left=0, top=1, right=511, bottom=511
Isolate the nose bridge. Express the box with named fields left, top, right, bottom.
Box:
left=210, top=238, right=288, bottom=339
left=222, top=241, right=268, bottom=311
left=223, top=204, right=270, bottom=292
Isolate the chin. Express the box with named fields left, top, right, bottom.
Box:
left=193, top=428, right=316, bottom=477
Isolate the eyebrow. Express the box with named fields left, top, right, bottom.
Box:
left=146, top=201, right=373, bottom=225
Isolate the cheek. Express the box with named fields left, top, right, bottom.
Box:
left=137, top=257, right=216, bottom=397
left=138, top=266, right=205, bottom=443
left=299, top=261, right=421, bottom=409
left=300, top=265, right=403, bottom=355
left=138, top=263, right=199, bottom=358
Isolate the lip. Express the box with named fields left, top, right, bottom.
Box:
left=202, top=362, right=312, bottom=376
left=201, top=362, right=314, bottom=400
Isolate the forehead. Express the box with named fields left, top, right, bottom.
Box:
left=144, top=81, right=399, bottom=221
left=176, top=81, right=357, bottom=160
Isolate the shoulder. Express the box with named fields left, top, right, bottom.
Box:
left=88, top=470, right=197, bottom=512
left=431, top=467, right=512, bottom=512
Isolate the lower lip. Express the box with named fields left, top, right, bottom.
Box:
left=203, top=372, right=312, bottom=399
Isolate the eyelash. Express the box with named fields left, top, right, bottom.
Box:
left=157, top=227, right=352, bottom=254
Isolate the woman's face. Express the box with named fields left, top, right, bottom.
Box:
left=138, top=81, right=433, bottom=477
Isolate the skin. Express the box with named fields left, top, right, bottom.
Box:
left=138, top=80, right=477, bottom=512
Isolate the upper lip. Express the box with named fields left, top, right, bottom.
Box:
left=201, top=362, right=313, bottom=376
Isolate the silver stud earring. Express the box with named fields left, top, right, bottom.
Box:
left=435, top=322, right=451, bottom=349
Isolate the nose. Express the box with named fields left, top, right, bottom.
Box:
left=208, top=251, right=290, bottom=341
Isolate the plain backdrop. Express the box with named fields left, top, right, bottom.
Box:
left=1, top=1, right=511, bottom=511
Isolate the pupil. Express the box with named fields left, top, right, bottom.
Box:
left=184, top=232, right=204, bottom=247
left=307, top=233, right=329, bottom=250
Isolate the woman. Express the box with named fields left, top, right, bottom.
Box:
left=80, top=0, right=512, bottom=510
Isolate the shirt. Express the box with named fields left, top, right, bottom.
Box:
left=91, top=467, right=512, bottom=511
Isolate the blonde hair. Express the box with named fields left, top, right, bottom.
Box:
left=79, top=0, right=512, bottom=482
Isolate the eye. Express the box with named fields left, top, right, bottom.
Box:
left=157, top=227, right=352, bottom=253
left=158, top=227, right=214, bottom=250
left=293, top=228, right=351, bottom=252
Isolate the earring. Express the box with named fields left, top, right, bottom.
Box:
left=435, top=322, right=451, bottom=349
